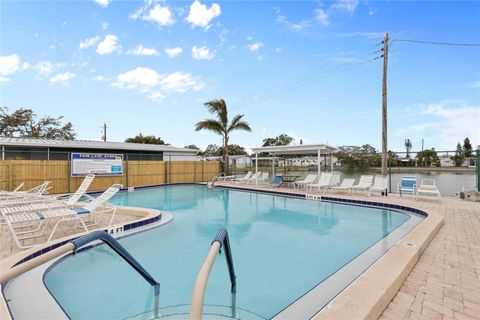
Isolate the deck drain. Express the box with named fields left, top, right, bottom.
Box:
left=404, top=242, right=415, bottom=247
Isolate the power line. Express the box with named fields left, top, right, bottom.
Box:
left=391, top=39, right=480, bottom=47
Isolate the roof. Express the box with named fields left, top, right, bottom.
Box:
left=251, top=144, right=339, bottom=155
left=0, top=137, right=197, bottom=154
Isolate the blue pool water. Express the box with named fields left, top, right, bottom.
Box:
left=44, top=185, right=411, bottom=319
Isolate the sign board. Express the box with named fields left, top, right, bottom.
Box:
left=71, top=153, right=123, bottom=177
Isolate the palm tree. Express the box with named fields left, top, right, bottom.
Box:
left=195, top=99, right=252, bottom=174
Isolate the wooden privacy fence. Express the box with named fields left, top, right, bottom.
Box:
left=0, top=160, right=220, bottom=194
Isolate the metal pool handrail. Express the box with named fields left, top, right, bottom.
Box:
left=1, top=231, right=160, bottom=318
left=190, top=228, right=237, bottom=320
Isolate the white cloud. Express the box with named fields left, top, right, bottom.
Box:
left=113, top=67, right=204, bottom=103
left=248, top=42, right=263, bottom=52
left=0, top=77, right=11, bottom=84
left=92, top=75, right=108, bottom=81
left=113, top=67, right=161, bottom=90
left=331, top=0, right=360, bottom=13
left=274, top=8, right=311, bottom=31
left=96, top=34, right=120, bottom=55
left=398, top=101, right=480, bottom=149
left=79, top=36, right=101, bottom=49
left=314, top=8, right=329, bottom=26
left=0, top=54, right=20, bottom=76
left=131, top=3, right=175, bottom=26
left=34, top=61, right=55, bottom=77
left=93, top=0, right=110, bottom=7
left=101, top=21, right=109, bottom=30
left=21, top=62, right=30, bottom=70
left=469, top=81, right=480, bottom=89
left=191, top=46, right=214, bottom=60
left=186, top=0, right=221, bottom=29
left=165, top=47, right=183, bottom=58
left=276, top=47, right=283, bottom=54
left=49, top=72, right=76, bottom=85
left=127, top=44, right=160, bottom=56
left=160, top=72, right=204, bottom=92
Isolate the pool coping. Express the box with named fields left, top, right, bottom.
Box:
left=0, top=205, right=170, bottom=320
left=1, top=183, right=444, bottom=320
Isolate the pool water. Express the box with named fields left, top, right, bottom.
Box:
left=44, top=185, right=410, bottom=319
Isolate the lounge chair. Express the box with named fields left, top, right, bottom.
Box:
left=397, top=176, right=417, bottom=197
left=294, top=174, right=317, bottom=190
left=370, top=175, right=389, bottom=196
left=331, top=178, right=355, bottom=193
left=1, top=174, right=95, bottom=214
left=328, top=173, right=341, bottom=188
left=352, top=175, right=374, bottom=195
left=307, top=173, right=332, bottom=192
left=247, top=172, right=261, bottom=184
left=271, top=175, right=283, bottom=187
left=0, top=181, right=51, bottom=199
left=257, top=172, right=270, bottom=184
left=234, top=171, right=253, bottom=183
left=416, top=179, right=441, bottom=200
left=0, top=183, right=24, bottom=195
left=3, top=184, right=121, bottom=249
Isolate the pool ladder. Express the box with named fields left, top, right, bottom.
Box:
left=190, top=228, right=237, bottom=319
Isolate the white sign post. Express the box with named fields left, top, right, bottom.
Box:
left=71, top=153, right=124, bottom=177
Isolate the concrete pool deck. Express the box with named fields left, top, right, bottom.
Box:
left=0, top=184, right=478, bottom=319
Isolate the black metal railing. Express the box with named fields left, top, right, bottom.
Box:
left=212, top=228, right=237, bottom=317
left=71, top=231, right=160, bottom=317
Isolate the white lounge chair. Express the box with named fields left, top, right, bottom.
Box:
left=1, top=174, right=95, bottom=214
left=331, top=178, right=355, bottom=193
left=0, top=181, right=51, bottom=199
left=370, top=175, right=389, bottom=196
left=257, top=172, right=270, bottom=184
left=328, top=173, right=341, bottom=188
left=247, top=172, right=261, bottom=183
left=307, top=173, right=332, bottom=192
left=234, top=171, right=253, bottom=183
left=0, top=183, right=24, bottom=195
left=294, top=174, right=317, bottom=190
left=416, top=179, right=441, bottom=200
left=352, top=175, right=374, bottom=195
left=3, top=184, right=121, bottom=249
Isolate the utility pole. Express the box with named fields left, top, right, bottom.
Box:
left=102, top=122, right=107, bottom=142
left=381, top=32, right=389, bottom=175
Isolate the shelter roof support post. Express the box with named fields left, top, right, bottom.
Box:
left=330, top=153, right=334, bottom=172
left=317, top=148, right=321, bottom=178
left=255, top=152, right=258, bottom=186
left=272, top=156, right=275, bottom=179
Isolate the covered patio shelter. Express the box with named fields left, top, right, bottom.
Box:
left=250, top=144, right=339, bottom=185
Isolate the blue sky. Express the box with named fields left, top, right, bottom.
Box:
left=1, top=0, right=479, bottom=152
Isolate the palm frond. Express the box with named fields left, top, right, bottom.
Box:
left=204, top=99, right=228, bottom=128
left=195, top=119, right=224, bottom=135
left=228, top=114, right=252, bottom=133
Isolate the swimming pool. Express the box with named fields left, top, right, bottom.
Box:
left=42, top=185, right=421, bottom=319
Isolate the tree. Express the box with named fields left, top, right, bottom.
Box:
left=417, top=148, right=439, bottom=167
left=0, top=107, right=76, bottom=140
left=262, top=134, right=294, bottom=147
left=184, top=144, right=199, bottom=150
left=404, top=138, right=412, bottom=158
left=336, top=145, right=381, bottom=169
left=195, top=99, right=252, bottom=173
left=202, top=144, right=219, bottom=157
left=463, top=137, right=473, bottom=157
left=451, top=142, right=465, bottom=167
left=217, top=144, right=248, bottom=156
left=125, top=133, right=165, bottom=145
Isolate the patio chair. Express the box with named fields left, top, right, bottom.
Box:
left=3, top=184, right=122, bottom=249
left=271, top=175, right=283, bottom=188
left=257, top=172, right=270, bottom=184
left=294, top=174, right=317, bottom=189
left=351, top=175, right=374, bottom=195
left=397, top=176, right=417, bottom=197
left=416, top=179, right=441, bottom=200
left=233, top=171, right=252, bottom=183
left=0, top=183, right=24, bottom=194
left=328, top=173, right=341, bottom=188
left=0, top=181, right=51, bottom=199
left=370, top=175, right=389, bottom=196
left=307, top=173, right=332, bottom=192
left=331, top=178, right=355, bottom=194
